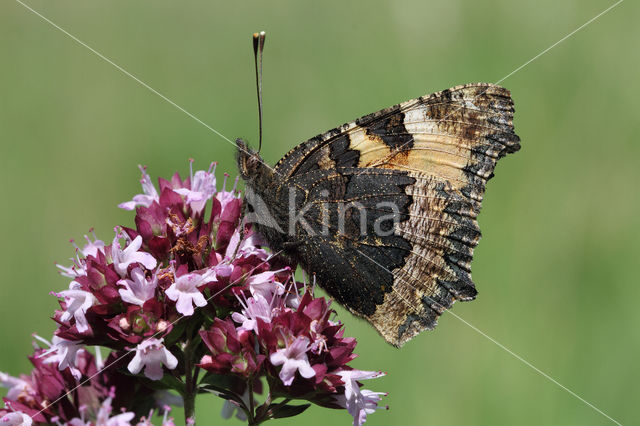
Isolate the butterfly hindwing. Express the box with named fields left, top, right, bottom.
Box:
left=284, top=168, right=481, bottom=346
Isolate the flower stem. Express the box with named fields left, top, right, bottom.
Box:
left=247, top=377, right=256, bottom=426
left=184, top=341, right=197, bottom=425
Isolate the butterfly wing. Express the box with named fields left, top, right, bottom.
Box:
left=276, top=83, right=520, bottom=346
left=275, top=83, right=519, bottom=207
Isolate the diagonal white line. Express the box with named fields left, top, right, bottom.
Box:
left=447, top=310, right=623, bottom=425
left=15, top=0, right=280, bottom=173
left=14, top=0, right=237, bottom=147
left=353, top=248, right=622, bottom=425
left=495, top=0, right=624, bottom=84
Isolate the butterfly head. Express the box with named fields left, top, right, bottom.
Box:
left=236, top=138, right=272, bottom=184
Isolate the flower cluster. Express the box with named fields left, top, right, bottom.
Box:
left=0, top=343, right=176, bottom=426
left=1, top=161, right=386, bottom=425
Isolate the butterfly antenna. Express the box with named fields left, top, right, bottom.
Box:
left=252, top=31, right=266, bottom=153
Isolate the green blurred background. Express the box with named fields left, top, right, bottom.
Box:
left=1, top=0, right=638, bottom=424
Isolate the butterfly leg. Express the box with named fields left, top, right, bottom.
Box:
left=283, top=240, right=303, bottom=250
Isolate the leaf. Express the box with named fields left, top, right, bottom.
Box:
left=197, top=373, right=245, bottom=402
left=163, top=318, right=188, bottom=347
left=255, top=402, right=270, bottom=420
left=185, top=310, right=205, bottom=339
left=270, top=403, right=311, bottom=419
left=199, top=372, right=243, bottom=390
left=157, top=374, right=186, bottom=395
left=120, top=372, right=186, bottom=395
left=198, top=383, right=249, bottom=414
left=198, top=384, right=236, bottom=400
left=200, top=303, right=217, bottom=326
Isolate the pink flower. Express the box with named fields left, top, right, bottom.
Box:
left=224, top=230, right=268, bottom=261
left=174, top=161, right=217, bottom=215
left=95, top=397, right=135, bottom=426
left=117, top=268, right=157, bottom=306
left=0, top=372, right=35, bottom=403
left=215, top=173, right=239, bottom=210
left=58, top=287, right=97, bottom=333
left=0, top=412, right=33, bottom=425
left=55, top=231, right=106, bottom=281
left=198, top=318, right=265, bottom=378
left=65, top=396, right=136, bottom=426
left=245, top=270, right=287, bottom=300
left=165, top=269, right=215, bottom=316
left=335, top=370, right=387, bottom=426
left=39, top=335, right=84, bottom=380
left=118, top=165, right=159, bottom=210
left=269, top=336, right=316, bottom=386
left=55, top=252, right=86, bottom=279
left=160, top=407, right=177, bottom=426
left=127, top=338, right=178, bottom=381
left=75, top=230, right=106, bottom=258
left=152, top=406, right=177, bottom=426
left=111, top=234, right=157, bottom=277
left=232, top=293, right=279, bottom=334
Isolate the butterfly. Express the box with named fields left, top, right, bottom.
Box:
left=236, top=82, right=520, bottom=347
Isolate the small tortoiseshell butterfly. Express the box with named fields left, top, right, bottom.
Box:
left=237, top=32, right=520, bottom=347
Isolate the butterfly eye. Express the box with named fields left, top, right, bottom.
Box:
left=236, top=138, right=259, bottom=179
left=241, top=157, right=250, bottom=175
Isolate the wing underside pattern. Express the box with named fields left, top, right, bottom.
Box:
left=273, top=83, right=520, bottom=346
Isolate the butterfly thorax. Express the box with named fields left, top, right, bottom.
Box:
left=236, top=138, right=274, bottom=190
left=235, top=138, right=294, bottom=255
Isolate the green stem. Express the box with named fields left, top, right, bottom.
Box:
left=247, top=378, right=256, bottom=426
left=184, top=342, right=197, bottom=425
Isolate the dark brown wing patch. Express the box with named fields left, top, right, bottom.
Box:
left=284, top=168, right=483, bottom=346
left=359, top=111, right=414, bottom=151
